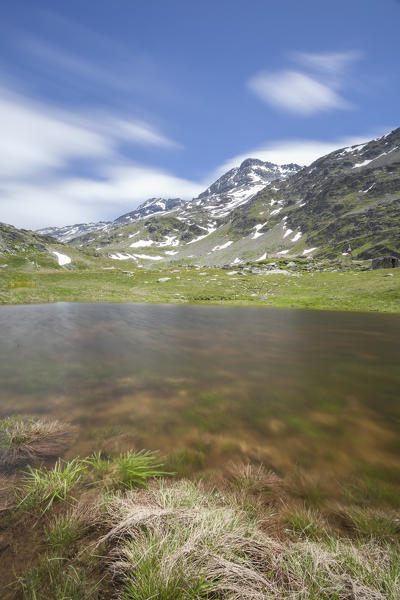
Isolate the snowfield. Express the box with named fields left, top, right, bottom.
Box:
left=52, top=251, right=71, bottom=266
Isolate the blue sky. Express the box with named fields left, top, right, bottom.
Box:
left=0, top=0, right=399, bottom=228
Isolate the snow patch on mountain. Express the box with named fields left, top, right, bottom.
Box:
left=251, top=222, right=268, bottom=239
left=130, top=240, right=154, bottom=248
left=133, top=253, right=163, bottom=260
left=211, top=241, right=233, bottom=252
left=110, top=253, right=136, bottom=260
left=52, top=251, right=71, bottom=265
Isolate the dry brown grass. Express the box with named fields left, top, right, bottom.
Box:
left=0, top=416, right=76, bottom=470
left=227, top=461, right=285, bottom=499
left=88, top=479, right=399, bottom=600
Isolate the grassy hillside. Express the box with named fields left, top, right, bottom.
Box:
left=0, top=222, right=103, bottom=271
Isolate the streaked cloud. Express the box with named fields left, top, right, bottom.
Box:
left=0, top=85, right=199, bottom=229
left=293, top=50, right=362, bottom=74
left=19, top=35, right=173, bottom=100
left=0, top=87, right=180, bottom=179
left=102, top=119, right=181, bottom=148
left=1, top=167, right=204, bottom=230
left=247, top=70, right=349, bottom=116
left=216, top=133, right=377, bottom=174
left=247, top=50, right=361, bottom=116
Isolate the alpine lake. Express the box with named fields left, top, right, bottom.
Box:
left=0, top=302, right=399, bottom=506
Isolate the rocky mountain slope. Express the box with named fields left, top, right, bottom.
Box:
left=37, top=159, right=301, bottom=244
left=66, top=158, right=302, bottom=262
left=37, top=221, right=111, bottom=243
left=226, top=127, right=400, bottom=261
left=193, top=159, right=300, bottom=218
left=114, top=197, right=187, bottom=225
left=0, top=222, right=100, bottom=270
left=65, top=129, right=399, bottom=267
left=5, top=128, right=400, bottom=269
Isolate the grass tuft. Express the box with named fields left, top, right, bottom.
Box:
left=94, top=479, right=400, bottom=600
left=17, top=457, right=85, bottom=514
left=85, top=449, right=170, bottom=490
left=0, top=416, right=75, bottom=469
left=228, top=462, right=283, bottom=496
left=16, top=556, right=101, bottom=600
left=44, top=511, right=84, bottom=551
left=284, top=506, right=329, bottom=540
left=339, top=507, right=400, bottom=541
left=115, top=450, right=170, bottom=489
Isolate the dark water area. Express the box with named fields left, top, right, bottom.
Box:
left=0, top=303, right=399, bottom=495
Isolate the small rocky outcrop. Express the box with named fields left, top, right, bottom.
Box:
left=371, top=256, right=399, bottom=269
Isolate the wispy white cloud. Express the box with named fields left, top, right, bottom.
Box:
left=0, top=87, right=180, bottom=179
left=247, top=70, right=349, bottom=116
left=1, top=167, right=204, bottom=229
left=101, top=118, right=181, bottom=149
left=20, top=36, right=171, bottom=99
left=0, top=85, right=201, bottom=228
left=0, top=90, right=110, bottom=178
left=23, top=38, right=135, bottom=92
left=215, top=133, right=377, bottom=174
left=293, top=50, right=362, bottom=74
left=247, top=50, right=361, bottom=116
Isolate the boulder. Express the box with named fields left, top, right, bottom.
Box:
left=371, top=256, right=399, bottom=269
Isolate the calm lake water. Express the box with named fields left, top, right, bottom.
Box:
left=0, top=303, right=399, bottom=494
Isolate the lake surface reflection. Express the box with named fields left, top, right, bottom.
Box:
left=0, top=303, right=399, bottom=495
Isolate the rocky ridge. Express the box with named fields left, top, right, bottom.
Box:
left=36, top=159, right=301, bottom=244
left=6, top=128, right=400, bottom=268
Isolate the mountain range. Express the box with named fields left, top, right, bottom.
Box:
left=2, top=128, right=399, bottom=269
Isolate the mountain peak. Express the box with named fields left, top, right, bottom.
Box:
left=239, top=158, right=270, bottom=169
left=195, top=158, right=302, bottom=218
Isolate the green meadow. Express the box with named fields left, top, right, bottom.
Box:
left=1, top=262, right=399, bottom=312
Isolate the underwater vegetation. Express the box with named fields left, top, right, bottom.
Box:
left=0, top=416, right=399, bottom=599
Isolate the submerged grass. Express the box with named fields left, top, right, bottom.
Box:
left=0, top=416, right=75, bottom=469
left=0, top=414, right=398, bottom=600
